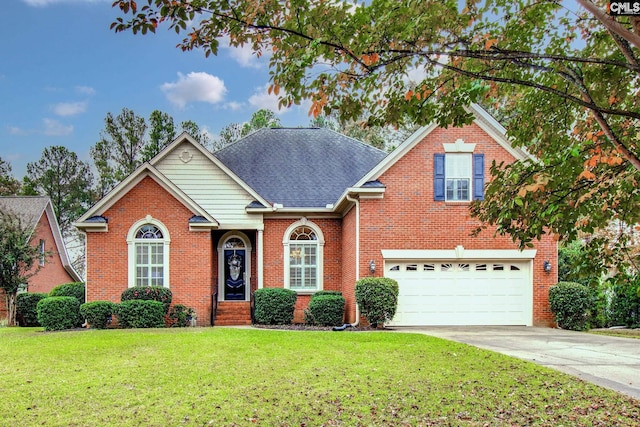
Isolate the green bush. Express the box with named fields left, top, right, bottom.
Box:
left=253, top=288, right=297, bottom=325
left=168, top=304, right=196, bottom=327
left=115, top=300, right=165, bottom=328
left=80, top=301, right=116, bottom=329
left=121, top=286, right=172, bottom=314
left=49, top=282, right=85, bottom=305
left=312, top=290, right=343, bottom=297
left=609, top=278, right=640, bottom=327
left=304, top=293, right=345, bottom=326
left=548, top=281, right=592, bottom=331
left=16, top=293, right=48, bottom=326
left=355, top=277, right=399, bottom=328
left=36, top=296, right=81, bottom=331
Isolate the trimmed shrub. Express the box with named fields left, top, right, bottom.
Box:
left=355, top=277, right=399, bottom=328
left=548, top=281, right=592, bottom=331
left=121, top=286, right=172, bottom=314
left=168, top=304, right=196, bottom=327
left=253, top=288, right=297, bottom=325
left=16, top=293, right=48, bottom=326
left=36, top=296, right=81, bottom=331
left=80, top=301, right=116, bottom=329
left=49, top=282, right=85, bottom=305
left=115, top=300, right=165, bottom=329
left=304, top=293, right=345, bottom=326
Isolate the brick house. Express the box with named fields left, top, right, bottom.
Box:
left=75, top=105, right=557, bottom=327
left=0, top=196, right=82, bottom=321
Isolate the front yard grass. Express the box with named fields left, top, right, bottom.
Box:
left=1, top=327, right=639, bottom=426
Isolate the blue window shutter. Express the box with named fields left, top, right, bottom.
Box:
left=473, top=154, right=485, bottom=200
left=434, top=154, right=445, bottom=201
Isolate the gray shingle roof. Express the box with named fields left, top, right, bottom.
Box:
left=214, top=128, right=388, bottom=207
left=0, top=196, right=49, bottom=230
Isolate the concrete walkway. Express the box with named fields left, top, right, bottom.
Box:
left=394, top=326, right=640, bottom=400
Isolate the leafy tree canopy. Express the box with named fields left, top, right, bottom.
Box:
left=112, top=0, right=640, bottom=275
left=217, top=109, right=282, bottom=148
left=0, top=157, right=20, bottom=196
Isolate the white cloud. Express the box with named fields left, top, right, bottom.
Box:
left=52, top=101, right=87, bottom=117
left=248, top=84, right=286, bottom=113
left=75, top=85, right=96, bottom=96
left=220, top=36, right=268, bottom=69
left=224, top=101, right=244, bottom=111
left=8, top=126, right=27, bottom=136
left=161, top=72, right=227, bottom=108
left=43, top=118, right=73, bottom=136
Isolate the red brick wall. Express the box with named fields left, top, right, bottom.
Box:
left=341, top=206, right=358, bottom=324
left=85, top=176, right=213, bottom=325
left=262, top=217, right=342, bottom=323
left=358, top=123, right=557, bottom=326
left=29, top=213, right=78, bottom=293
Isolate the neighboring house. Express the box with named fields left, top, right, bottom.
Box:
left=0, top=196, right=82, bottom=320
left=75, top=105, right=557, bottom=327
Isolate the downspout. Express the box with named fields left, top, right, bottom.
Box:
left=333, top=194, right=360, bottom=330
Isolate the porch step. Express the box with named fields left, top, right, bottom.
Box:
left=214, top=301, right=252, bottom=326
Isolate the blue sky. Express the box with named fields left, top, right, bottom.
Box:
left=1, top=0, right=311, bottom=178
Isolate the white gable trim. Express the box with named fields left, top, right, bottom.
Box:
left=152, top=132, right=271, bottom=208
left=75, top=164, right=218, bottom=227
left=42, top=201, right=82, bottom=282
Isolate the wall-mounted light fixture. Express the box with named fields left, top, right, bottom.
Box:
left=543, top=260, right=552, bottom=272
left=369, top=260, right=376, bottom=274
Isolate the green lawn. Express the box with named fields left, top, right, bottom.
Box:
left=1, top=327, right=638, bottom=426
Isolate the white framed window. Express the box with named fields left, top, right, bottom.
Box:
left=445, top=154, right=472, bottom=201
left=283, top=218, right=324, bottom=292
left=127, top=216, right=170, bottom=288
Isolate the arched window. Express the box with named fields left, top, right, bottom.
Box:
left=283, top=219, right=324, bottom=292
left=127, top=217, right=170, bottom=288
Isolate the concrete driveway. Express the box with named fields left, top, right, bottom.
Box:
left=394, top=326, right=640, bottom=400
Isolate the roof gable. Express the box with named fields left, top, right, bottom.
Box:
left=352, top=103, right=532, bottom=187
left=75, top=163, right=218, bottom=228
left=0, top=196, right=81, bottom=282
left=214, top=128, right=388, bottom=208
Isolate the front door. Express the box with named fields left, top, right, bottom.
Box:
left=224, top=249, right=246, bottom=300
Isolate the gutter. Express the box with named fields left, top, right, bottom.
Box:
left=333, top=194, right=360, bottom=331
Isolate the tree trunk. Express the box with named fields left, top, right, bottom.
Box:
left=6, top=292, right=17, bottom=326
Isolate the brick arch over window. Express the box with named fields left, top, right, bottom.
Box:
left=282, top=218, right=325, bottom=293
left=126, top=215, right=171, bottom=288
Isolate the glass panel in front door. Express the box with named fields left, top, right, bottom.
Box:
left=224, top=249, right=245, bottom=300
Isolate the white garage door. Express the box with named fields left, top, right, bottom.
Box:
left=386, top=260, right=532, bottom=326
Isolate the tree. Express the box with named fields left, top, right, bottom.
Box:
left=91, top=108, right=147, bottom=195
left=111, top=0, right=640, bottom=275
left=217, top=109, right=282, bottom=147
left=181, top=120, right=212, bottom=150
left=0, top=157, right=20, bottom=195
left=0, top=211, right=42, bottom=326
left=141, top=110, right=176, bottom=162
left=24, top=146, right=94, bottom=237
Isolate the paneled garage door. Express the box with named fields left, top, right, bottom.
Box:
left=385, top=260, right=532, bottom=326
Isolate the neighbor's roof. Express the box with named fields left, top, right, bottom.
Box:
left=0, top=196, right=50, bottom=230
left=214, top=128, right=388, bottom=207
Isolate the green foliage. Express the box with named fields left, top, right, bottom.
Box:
left=36, top=296, right=81, bottom=331
left=113, top=0, right=640, bottom=274
left=558, top=240, right=594, bottom=286
left=49, top=282, right=85, bottom=305
left=0, top=211, right=41, bottom=326
left=16, top=292, right=48, bottom=327
left=355, top=278, right=399, bottom=328
left=608, top=277, right=640, bottom=328
left=217, top=109, right=282, bottom=148
left=24, top=146, right=94, bottom=235
left=80, top=301, right=116, bottom=329
left=548, top=282, right=592, bottom=331
left=304, top=293, right=345, bottom=326
left=167, top=304, right=196, bottom=327
left=121, top=286, right=172, bottom=314
left=115, top=300, right=165, bottom=328
left=0, top=156, right=20, bottom=195
left=253, top=288, right=297, bottom=325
